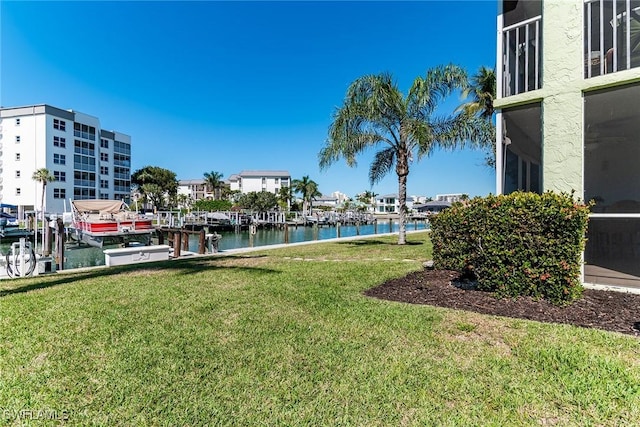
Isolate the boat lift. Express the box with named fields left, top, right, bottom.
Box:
left=5, top=238, right=38, bottom=278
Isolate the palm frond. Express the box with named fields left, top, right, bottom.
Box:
left=320, top=74, right=403, bottom=170
left=423, top=113, right=495, bottom=158
left=409, top=64, right=468, bottom=117
left=368, top=148, right=396, bottom=185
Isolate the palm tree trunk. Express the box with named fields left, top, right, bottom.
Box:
left=396, top=147, right=409, bottom=245
left=397, top=172, right=407, bottom=245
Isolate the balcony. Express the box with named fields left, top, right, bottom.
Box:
left=502, top=15, right=542, bottom=97
left=584, top=0, right=640, bottom=78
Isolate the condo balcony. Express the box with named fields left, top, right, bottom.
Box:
left=500, top=0, right=542, bottom=97
left=584, top=0, right=640, bottom=78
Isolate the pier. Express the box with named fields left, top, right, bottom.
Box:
left=152, top=209, right=385, bottom=232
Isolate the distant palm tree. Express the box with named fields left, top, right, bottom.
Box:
left=32, top=168, right=55, bottom=217
left=292, top=175, right=321, bottom=216
left=458, top=66, right=497, bottom=167
left=203, top=171, right=224, bottom=200
left=277, top=185, right=293, bottom=211
left=32, top=168, right=55, bottom=251
left=319, top=65, right=490, bottom=244
left=177, top=193, right=193, bottom=211
left=357, top=190, right=378, bottom=213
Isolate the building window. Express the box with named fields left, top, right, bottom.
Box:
left=500, top=103, right=542, bottom=194
left=15, top=170, right=20, bottom=178
left=15, top=153, right=20, bottom=161
left=74, top=139, right=95, bottom=156
left=74, top=123, right=96, bottom=140
left=100, top=153, right=108, bottom=162
left=584, top=82, right=640, bottom=287
left=74, top=154, right=96, bottom=171
left=16, top=188, right=21, bottom=196
left=54, top=171, right=66, bottom=182
left=54, top=136, right=66, bottom=148
left=74, top=171, right=96, bottom=187
left=74, top=188, right=96, bottom=200
left=100, top=166, right=109, bottom=175
left=100, top=139, right=109, bottom=149
left=584, top=0, right=640, bottom=78
left=15, top=135, right=20, bottom=143
left=113, top=153, right=130, bottom=167
left=54, top=154, right=66, bottom=165
left=274, top=178, right=279, bottom=185
left=114, top=140, right=131, bottom=155
left=53, top=188, right=66, bottom=199
left=15, top=118, right=20, bottom=126
left=100, top=179, right=109, bottom=189
left=53, top=119, right=66, bottom=131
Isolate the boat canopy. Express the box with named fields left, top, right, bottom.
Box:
left=71, top=200, right=126, bottom=214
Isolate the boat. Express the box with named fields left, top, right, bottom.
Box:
left=0, top=212, right=34, bottom=241
left=69, top=199, right=155, bottom=248
left=183, top=212, right=234, bottom=232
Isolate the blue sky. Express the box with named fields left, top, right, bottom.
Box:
left=1, top=0, right=497, bottom=199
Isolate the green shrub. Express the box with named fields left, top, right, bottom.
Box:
left=193, top=199, right=233, bottom=211
left=430, top=192, right=591, bottom=305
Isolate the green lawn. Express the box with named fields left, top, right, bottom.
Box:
left=1, top=232, right=638, bottom=426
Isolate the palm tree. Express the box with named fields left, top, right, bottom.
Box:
left=32, top=168, right=55, bottom=251
left=357, top=190, right=378, bottom=213
left=32, top=168, right=55, bottom=217
left=458, top=66, right=496, bottom=119
left=319, top=65, right=491, bottom=244
left=203, top=171, right=224, bottom=200
left=458, top=66, right=497, bottom=167
left=292, top=175, right=321, bottom=216
left=277, top=185, right=293, bottom=211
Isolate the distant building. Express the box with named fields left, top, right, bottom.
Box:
left=314, top=194, right=339, bottom=208
left=0, top=104, right=132, bottom=219
left=331, top=191, right=349, bottom=204
left=376, top=194, right=419, bottom=213
left=178, top=179, right=207, bottom=201
left=414, top=200, right=452, bottom=214
left=228, top=170, right=290, bottom=194
left=434, top=194, right=464, bottom=203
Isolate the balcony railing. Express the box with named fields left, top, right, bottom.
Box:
left=502, top=15, right=542, bottom=97
left=585, top=0, right=640, bottom=78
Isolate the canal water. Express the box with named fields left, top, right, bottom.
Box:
left=0, top=220, right=429, bottom=270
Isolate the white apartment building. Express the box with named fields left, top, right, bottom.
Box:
left=376, top=194, right=419, bottom=213
left=178, top=179, right=208, bottom=201
left=0, top=105, right=132, bottom=218
left=228, top=170, right=290, bottom=194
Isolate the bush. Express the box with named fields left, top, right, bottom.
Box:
left=193, top=199, right=232, bottom=211
left=430, top=192, right=591, bottom=305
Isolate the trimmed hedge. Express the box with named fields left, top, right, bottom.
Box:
left=430, top=192, right=591, bottom=305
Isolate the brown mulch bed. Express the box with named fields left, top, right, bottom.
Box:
left=365, top=269, right=640, bottom=337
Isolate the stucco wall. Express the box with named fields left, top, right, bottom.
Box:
left=540, top=0, right=584, bottom=195
left=495, top=0, right=640, bottom=197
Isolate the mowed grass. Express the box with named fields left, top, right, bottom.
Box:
left=1, top=232, right=639, bottom=426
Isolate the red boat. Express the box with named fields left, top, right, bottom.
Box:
left=70, top=200, right=155, bottom=247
